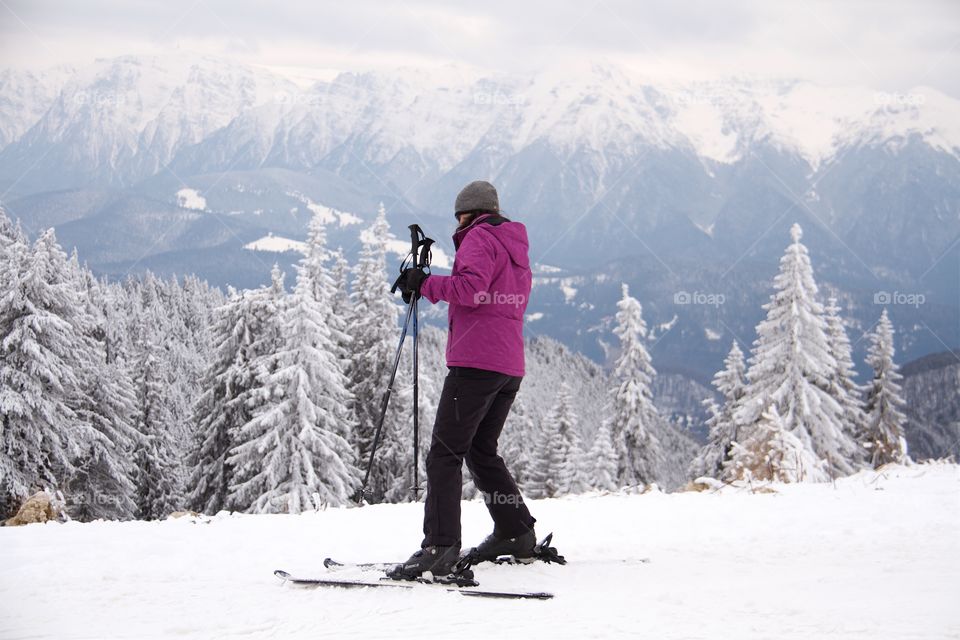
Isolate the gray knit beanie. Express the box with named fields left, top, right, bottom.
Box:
left=454, top=180, right=499, bottom=217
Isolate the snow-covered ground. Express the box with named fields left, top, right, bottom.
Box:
left=2, top=464, right=958, bottom=640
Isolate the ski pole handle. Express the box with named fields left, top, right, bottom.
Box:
left=408, top=224, right=422, bottom=263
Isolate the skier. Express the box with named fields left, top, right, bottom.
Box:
left=392, top=180, right=536, bottom=578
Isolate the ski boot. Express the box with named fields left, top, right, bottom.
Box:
left=456, top=531, right=566, bottom=572
left=386, top=545, right=463, bottom=581
left=466, top=529, right=538, bottom=563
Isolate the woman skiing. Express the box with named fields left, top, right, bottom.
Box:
left=392, top=180, right=537, bottom=578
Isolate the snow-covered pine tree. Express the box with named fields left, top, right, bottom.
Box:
left=345, top=204, right=408, bottom=502
left=824, top=297, right=868, bottom=466
left=302, top=214, right=353, bottom=378
left=69, top=353, right=141, bottom=521
left=526, top=419, right=559, bottom=499
left=294, top=211, right=357, bottom=447
left=228, top=259, right=359, bottom=513
left=689, top=341, right=747, bottom=480
left=610, top=283, right=663, bottom=487
left=0, top=206, right=27, bottom=273
left=330, top=247, right=353, bottom=362
left=65, top=255, right=141, bottom=521
left=724, top=404, right=826, bottom=483
left=216, top=267, right=288, bottom=512
left=0, top=229, right=91, bottom=518
left=588, top=420, right=619, bottom=491
left=388, top=336, right=444, bottom=503
left=132, top=327, right=183, bottom=520
left=187, top=290, right=248, bottom=515
left=558, top=399, right=590, bottom=496
left=862, top=309, right=909, bottom=467
left=158, top=275, right=209, bottom=450
left=499, top=393, right=535, bottom=491
left=734, top=224, right=859, bottom=479
left=526, top=386, right=585, bottom=497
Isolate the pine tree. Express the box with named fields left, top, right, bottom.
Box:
left=63, top=251, right=142, bottom=521
left=0, top=229, right=88, bottom=517
left=132, top=331, right=183, bottom=520
left=527, top=387, right=586, bottom=497
left=526, top=418, right=559, bottom=499
left=588, top=420, right=619, bottom=491
left=724, top=404, right=826, bottom=483
left=330, top=247, right=354, bottom=362
left=390, top=324, right=446, bottom=503
left=69, top=354, right=140, bottom=521
left=862, top=309, right=909, bottom=467
left=309, top=224, right=356, bottom=446
left=557, top=398, right=590, bottom=496
left=210, top=268, right=288, bottom=513
left=610, top=283, right=662, bottom=486
left=228, top=260, right=359, bottom=513
left=824, top=297, right=868, bottom=466
left=187, top=289, right=255, bottom=515
left=156, top=274, right=208, bottom=451
left=345, top=204, right=407, bottom=502
left=381, top=374, right=420, bottom=503
left=734, top=224, right=859, bottom=479
left=690, top=341, right=747, bottom=479
left=499, top=393, right=535, bottom=490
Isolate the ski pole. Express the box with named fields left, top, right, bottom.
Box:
left=355, top=224, right=433, bottom=504
left=410, top=227, right=433, bottom=500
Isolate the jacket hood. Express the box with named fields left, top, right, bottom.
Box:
left=454, top=213, right=530, bottom=269
left=483, top=221, right=530, bottom=269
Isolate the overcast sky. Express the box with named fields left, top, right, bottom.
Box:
left=2, top=0, right=958, bottom=96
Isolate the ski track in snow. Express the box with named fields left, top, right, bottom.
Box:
left=1, top=464, right=958, bottom=640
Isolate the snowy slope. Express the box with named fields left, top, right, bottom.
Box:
left=243, top=233, right=307, bottom=254
left=0, top=53, right=301, bottom=188
left=0, top=65, right=76, bottom=150
left=666, top=78, right=960, bottom=169
left=1, top=463, right=956, bottom=639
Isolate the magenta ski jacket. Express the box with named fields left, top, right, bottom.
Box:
left=419, top=213, right=532, bottom=377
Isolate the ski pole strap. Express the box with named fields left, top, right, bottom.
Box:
left=407, top=224, right=433, bottom=272
left=418, top=238, right=434, bottom=270
left=388, top=224, right=434, bottom=300
left=389, top=271, right=405, bottom=294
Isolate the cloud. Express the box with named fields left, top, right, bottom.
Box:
left=1, top=0, right=958, bottom=96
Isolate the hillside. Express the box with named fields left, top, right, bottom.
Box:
left=901, top=350, right=960, bottom=461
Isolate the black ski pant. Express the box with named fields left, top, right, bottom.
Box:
left=422, top=366, right=536, bottom=548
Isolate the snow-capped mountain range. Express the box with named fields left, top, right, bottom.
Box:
left=1, top=52, right=958, bottom=378
left=3, top=54, right=957, bottom=192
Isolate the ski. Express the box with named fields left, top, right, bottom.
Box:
left=323, top=532, right=566, bottom=574
left=324, top=554, right=536, bottom=573
left=274, top=570, right=553, bottom=600
left=323, top=558, right=394, bottom=572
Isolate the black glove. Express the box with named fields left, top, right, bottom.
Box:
left=398, top=267, right=430, bottom=304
